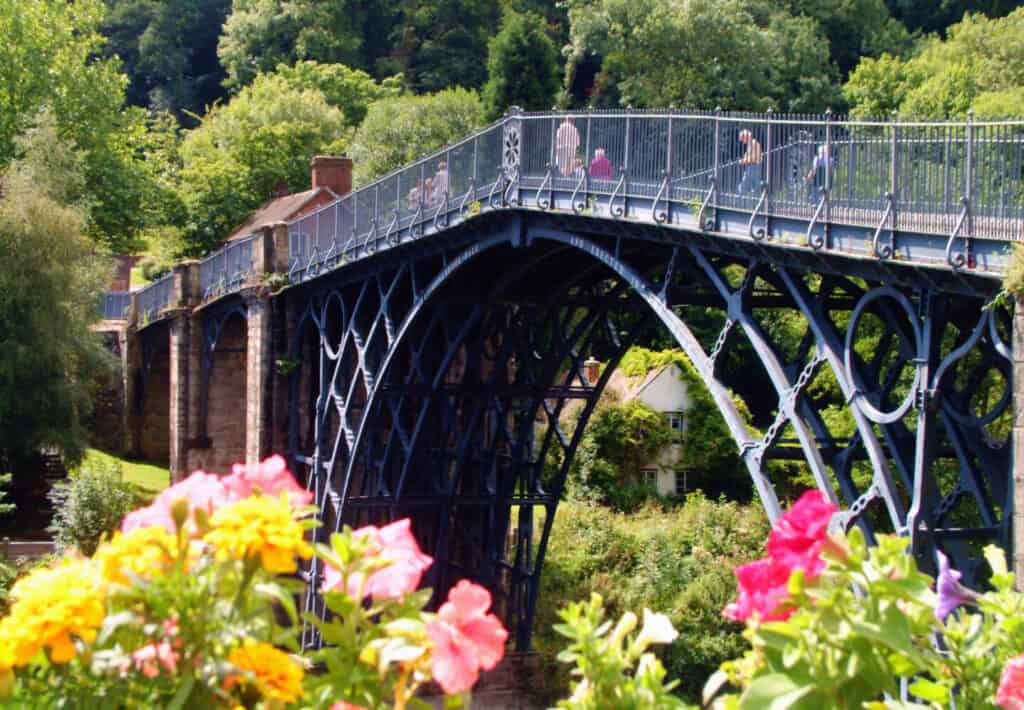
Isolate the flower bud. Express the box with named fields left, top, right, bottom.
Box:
left=170, top=498, right=190, bottom=532
left=605, top=611, right=638, bottom=653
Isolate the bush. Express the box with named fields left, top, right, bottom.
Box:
left=534, top=495, right=768, bottom=703
left=47, top=459, right=147, bottom=556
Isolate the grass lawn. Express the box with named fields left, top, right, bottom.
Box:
left=80, top=449, right=169, bottom=493
left=129, top=265, right=151, bottom=289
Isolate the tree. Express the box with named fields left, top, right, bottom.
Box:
left=844, top=7, right=1024, bottom=117
left=482, top=9, right=561, bottom=120
left=388, top=0, right=501, bottom=93
left=101, top=0, right=231, bottom=121
left=348, top=88, right=485, bottom=184
left=0, top=122, right=111, bottom=475
left=270, top=61, right=403, bottom=127
left=886, top=0, right=1024, bottom=35
left=562, top=0, right=842, bottom=112
left=218, top=0, right=377, bottom=90
left=176, top=73, right=348, bottom=254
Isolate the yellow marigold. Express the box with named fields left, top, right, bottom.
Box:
left=204, top=493, right=312, bottom=574
left=2, top=557, right=105, bottom=665
left=93, top=525, right=178, bottom=584
left=228, top=641, right=305, bottom=704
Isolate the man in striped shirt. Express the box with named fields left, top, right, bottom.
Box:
left=737, top=129, right=763, bottom=196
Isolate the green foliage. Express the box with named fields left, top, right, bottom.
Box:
left=101, top=0, right=231, bottom=121
left=1005, top=243, right=1024, bottom=296
left=348, top=88, right=485, bottom=184
left=271, top=60, right=403, bottom=127
left=386, top=0, right=502, bottom=93
left=535, top=497, right=769, bottom=703
left=482, top=9, right=561, bottom=120
left=47, top=459, right=147, bottom=556
left=218, top=0, right=371, bottom=90
left=553, top=594, right=692, bottom=709
left=0, top=474, right=12, bottom=519
left=562, top=0, right=844, bottom=112
left=845, top=8, right=1024, bottom=118
left=176, top=72, right=348, bottom=254
left=567, top=400, right=673, bottom=510
left=0, top=134, right=112, bottom=472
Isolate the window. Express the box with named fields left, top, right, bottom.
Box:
left=667, top=412, right=685, bottom=435
left=674, top=470, right=689, bottom=495
left=641, top=468, right=658, bottom=490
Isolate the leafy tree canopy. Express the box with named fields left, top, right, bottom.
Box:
left=844, top=7, right=1024, bottom=117
left=176, top=73, right=347, bottom=254
left=482, top=9, right=561, bottom=120
left=348, top=88, right=485, bottom=185
left=271, top=60, right=403, bottom=127
left=562, top=0, right=843, bottom=112
left=102, top=0, right=231, bottom=121
left=0, top=118, right=111, bottom=473
left=218, top=0, right=372, bottom=90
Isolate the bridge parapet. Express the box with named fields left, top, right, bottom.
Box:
left=98, top=291, right=131, bottom=321
left=280, top=109, right=1023, bottom=287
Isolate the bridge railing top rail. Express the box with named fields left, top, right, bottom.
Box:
left=278, top=108, right=1024, bottom=284
left=198, top=233, right=257, bottom=302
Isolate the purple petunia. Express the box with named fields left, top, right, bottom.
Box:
left=935, top=550, right=980, bottom=621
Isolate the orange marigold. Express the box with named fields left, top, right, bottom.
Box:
left=228, top=641, right=305, bottom=704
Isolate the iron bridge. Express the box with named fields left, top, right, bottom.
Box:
left=161, top=110, right=1024, bottom=649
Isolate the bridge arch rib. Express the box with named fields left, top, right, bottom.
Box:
left=286, top=215, right=1011, bottom=650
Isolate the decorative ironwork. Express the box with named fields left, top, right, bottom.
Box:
left=282, top=210, right=1013, bottom=654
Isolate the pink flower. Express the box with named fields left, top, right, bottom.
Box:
left=121, top=471, right=233, bottom=533
left=723, top=557, right=794, bottom=623
left=426, top=580, right=508, bottom=694
left=322, top=519, right=433, bottom=601
left=131, top=642, right=179, bottom=678
left=223, top=455, right=313, bottom=506
left=330, top=704, right=367, bottom=710
left=766, top=490, right=838, bottom=579
left=998, top=655, right=1024, bottom=710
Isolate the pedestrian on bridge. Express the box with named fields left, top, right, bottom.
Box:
left=737, top=129, right=763, bottom=196
left=589, top=148, right=613, bottom=179
left=555, top=117, right=581, bottom=177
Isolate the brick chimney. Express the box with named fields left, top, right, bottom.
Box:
left=311, top=155, right=353, bottom=197
left=584, top=357, right=601, bottom=385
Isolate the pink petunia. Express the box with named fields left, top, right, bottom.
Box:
left=329, top=703, right=368, bottom=710
left=998, top=655, right=1024, bottom=710
left=766, top=490, right=838, bottom=579
left=322, top=519, right=433, bottom=601
left=223, top=455, right=313, bottom=506
left=426, top=580, right=508, bottom=695
left=723, top=557, right=795, bottom=623
left=121, top=471, right=233, bottom=534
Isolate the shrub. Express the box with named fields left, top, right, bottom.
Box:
left=534, top=496, right=768, bottom=703
left=47, top=459, right=146, bottom=556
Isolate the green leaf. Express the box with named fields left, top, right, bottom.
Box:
left=739, top=673, right=803, bottom=710
left=254, top=582, right=298, bottom=625
left=907, top=679, right=948, bottom=704
left=165, top=672, right=195, bottom=710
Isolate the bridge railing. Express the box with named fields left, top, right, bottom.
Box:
left=287, top=122, right=506, bottom=283
left=135, top=273, right=175, bottom=325
left=280, top=109, right=1024, bottom=286
left=99, top=291, right=131, bottom=321
left=199, top=233, right=257, bottom=302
